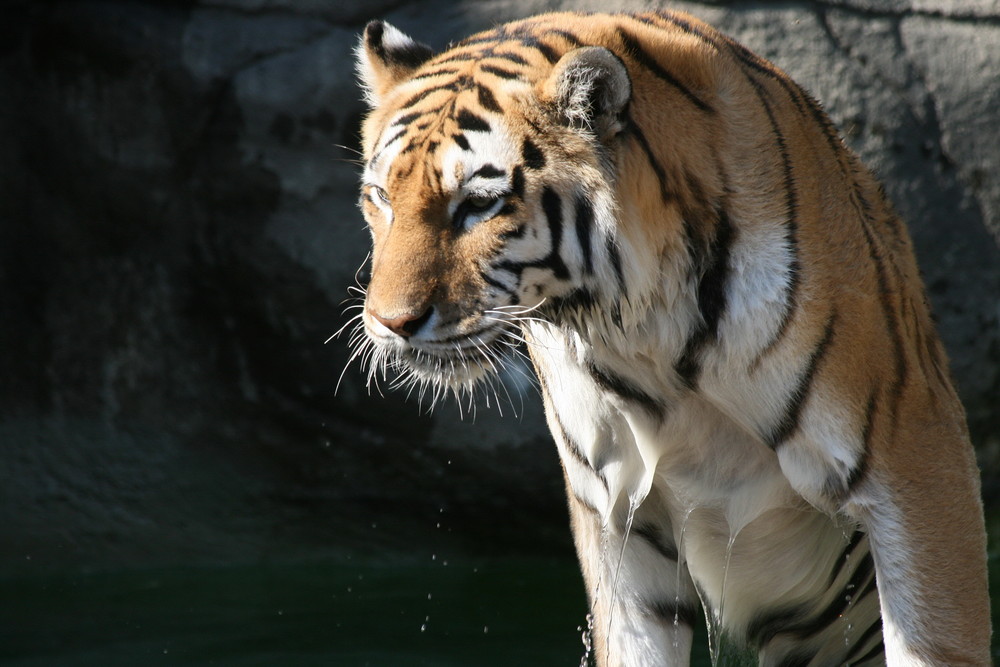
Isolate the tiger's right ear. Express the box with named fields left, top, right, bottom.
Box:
left=541, top=46, right=631, bottom=142
left=356, top=20, right=434, bottom=107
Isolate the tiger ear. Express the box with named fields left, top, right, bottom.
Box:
left=356, top=20, right=434, bottom=107
left=541, top=47, right=631, bottom=142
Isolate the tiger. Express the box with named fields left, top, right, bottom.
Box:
left=348, top=10, right=991, bottom=666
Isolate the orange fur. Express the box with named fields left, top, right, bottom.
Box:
left=354, top=11, right=990, bottom=665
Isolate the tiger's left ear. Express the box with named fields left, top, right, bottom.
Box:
left=356, top=20, right=434, bottom=107
left=541, top=46, right=631, bottom=142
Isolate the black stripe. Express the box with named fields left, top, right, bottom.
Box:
left=859, top=220, right=907, bottom=429
left=515, top=35, right=559, bottom=63
left=522, top=138, right=546, bottom=170
left=499, top=223, right=525, bottom=240
left=481, top=272, right=518, bottom=302
left=845, top=388, right=877, bottom=492
left=479, top=64, right=521, bottom=80
left=616, top=28, right=713, bottom=113
left=587, top=362, right=663, bottom=418
left=471, top=164, right=505, bottom=179
left=851, top=640, right=886, bottom=665
left=750, top=551, right=879, bottom=650
left=453, top=133, right=470, bottom=151
left=643, top=10, right=836, bottom=151
left=492, top=51, right=529, bottom=66
left=392, top=111, right=423, bottom=127
left=624, top=119, right=673, bottom=204
left=574, top=195, right=595, bottom=275
left=497, top=202, right=517, bottom=217
left=457, top=109, right=491, bottom=132
left=633, top=523, right=678, bottom=562
left=845, top=619, right=884, bottom=664
left=551, top=408, right=607, bottom=491
left=511, top=166, right=525, bottom=199
left=494, top=187, right=569, bottom=282
left=675, top=207, right=734, bottom=389
left=764, top=111, right=801, bottom=344
left=606, top=237, right=625, bottom=293
left=539, top=187, right=569, bottom=279
left=857, top=566, right=878, bottom=599
left=827, top=530, right=865, bottom=587
left=398, top=77, right=469, bottom=110
left=549, top=29, right=583, bottom=47
left=433, top=51, right=479, bottom=66
left=765, top=310, right=837, bottom=449
left=648, top=598, right=699, bottom=629
left=781, top=552, right=875, bottom=641
left=410, top=67, right=461, bottom=82
left=747, top=604, right=810, bottom=647
left=379, top=127, right=407, bottom=151
left=545, top=288, right=596, bottom=319
left=476, top=85, right=502, bottom=113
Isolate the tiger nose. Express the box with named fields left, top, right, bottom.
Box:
left=369, top=306, right=433, bottom=338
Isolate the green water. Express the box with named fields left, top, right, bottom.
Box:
left=0, top=556, right=724, bottom=666
left=2, top=540, right=996, bottom=666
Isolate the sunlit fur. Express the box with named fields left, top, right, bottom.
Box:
left=349, top=11, right=991, bottom=666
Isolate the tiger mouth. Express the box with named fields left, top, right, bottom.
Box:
left=374, top=323, right=510, bottom=387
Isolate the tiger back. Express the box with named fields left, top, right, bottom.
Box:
left=351, top=11, right=990, bottom=666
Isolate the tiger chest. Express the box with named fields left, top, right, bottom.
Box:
left=526, top=323, right=852, bottom=629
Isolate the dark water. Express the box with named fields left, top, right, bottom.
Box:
left=0, top=556, right=724, bottom=666
left=1, top=542, right=996, bottom=666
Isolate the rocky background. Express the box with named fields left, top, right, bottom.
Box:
left=1, top=0, right=998, bottom=576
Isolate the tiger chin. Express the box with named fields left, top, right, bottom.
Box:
left=349, top=11, right=991, bottom=667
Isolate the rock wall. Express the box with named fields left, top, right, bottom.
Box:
left=1, top=0, right=997, bottom=573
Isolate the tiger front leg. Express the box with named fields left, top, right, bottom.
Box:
left=566, top=489, right=698, bottom=667
left=847, top=441, right=991, bottom=665
left=777, top=402, right=991, bottom=665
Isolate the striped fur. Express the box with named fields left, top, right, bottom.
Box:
left=350, top=11, right=990, bottom=666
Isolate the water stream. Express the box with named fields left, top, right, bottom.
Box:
left=604, top=495, right=641, bottom=666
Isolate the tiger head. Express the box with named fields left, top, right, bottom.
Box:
left=351, top=19, right=643, bottom=397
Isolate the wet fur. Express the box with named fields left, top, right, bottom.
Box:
left=351, top=11, right=990, bottom=666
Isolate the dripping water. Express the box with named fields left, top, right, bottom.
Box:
left=673, top=505, right=696, bottom=650
left=710, top=533, right=738, bottom=667
left=578, top=612, right=595, bottom=667
left=579, top=516, right=613, bottom=667
left=694, top=582, right=718, bottom=667
left=604, top=495, right=641, bottom=666
left=841, top=529, right=859, bottom=648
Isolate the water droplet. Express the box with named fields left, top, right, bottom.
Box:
left=483, top=626, right=489, bottom=634
left=579, top=612, right=594, bottom=667
left=442, top=560, right=448, bottom=566
left=427, top=593, right=432, bottom=600
left=420, top=623, right=427, bottom=632
left=277, top=609, right=283, bottom=616
left=431, top=554, right=436, bottom=561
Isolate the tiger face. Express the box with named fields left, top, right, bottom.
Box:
left=350, top=12, right=991, bottom=667
left=355, top=21, right=631, bottom=394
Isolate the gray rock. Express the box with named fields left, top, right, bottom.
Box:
left=0, top=0, right=996, bottom=576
